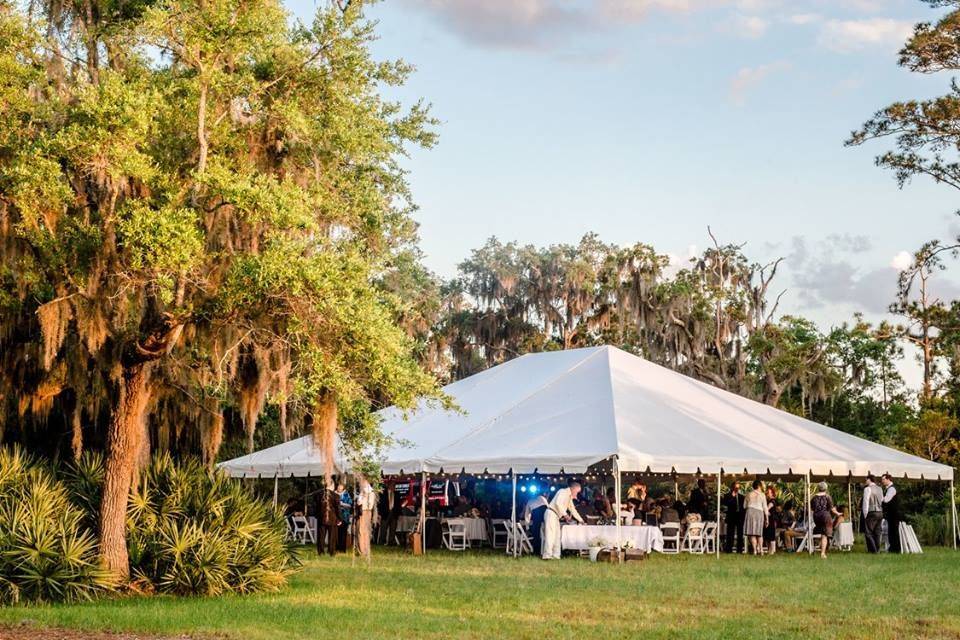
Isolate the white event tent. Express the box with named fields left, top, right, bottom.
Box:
left=220, top=345, right=958, bottom=554
left=377, top=345, right=952, bottom=480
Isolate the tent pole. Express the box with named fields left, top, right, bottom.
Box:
left=615, top=457, right=622, bottom=564
left=674, top=476, right=679, bottom=502
left=716, top=468, right=721, bottom=559
left=951, top=477, right=957, bottom=551
left=511, top=471, right=517, bottom=559
left=272, top=475, right=278, bottom=509
left=420, top=471, right=427, bottom=556
left=847, top=481, right=852, bottom=532
left=805, top=472, right=812, bottom=555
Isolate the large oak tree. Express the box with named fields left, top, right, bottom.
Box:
left=0, top=0, right=441, bottom=578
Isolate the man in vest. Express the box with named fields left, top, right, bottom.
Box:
left=542, top=481, right=584, bottom=560
left=881, top=473, right=902, bottom=553
left=523, top=491, right=549, bottom=556
left=862, top=474, right=884, bottom=553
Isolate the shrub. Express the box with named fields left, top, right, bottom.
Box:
left=0, top=448, right=115, bottom=604
left=124, top=454, right=296, bottom=596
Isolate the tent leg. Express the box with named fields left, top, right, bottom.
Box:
left=674, top=477, right=679, bottom=502
left=716, top=468, right=721, bottom=559
left=420, top=471, right=427, bottom=556
left=511, top=472, right=517, bottom=559
left=272, top=475, right=278, bottom=509
left=615, top=457, right=622, bottom=564
left=805, top=472, right=812, bottom=555
left=951, top=478, right=957, bottom=550
left=847, top=481, right=852, bottom=533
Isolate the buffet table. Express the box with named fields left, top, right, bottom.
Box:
left=561, top=524, right=664, bottom=553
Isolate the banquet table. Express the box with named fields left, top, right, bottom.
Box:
left=443, top=517, right=488, bottom=543
left=397, top=515, right=437, bottom=532
left=561, top=524, right=664, bottom=553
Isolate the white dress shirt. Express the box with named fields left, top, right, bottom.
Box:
left=522, top=495, right=548, bottom=523
left=548, top=488, right=584, bottom=523
left=862, top=482, right=882, bottom=518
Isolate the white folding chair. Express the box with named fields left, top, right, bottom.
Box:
left=660, top=523, right=681, bottom=554
left=682, top=522, right=706, bottom=554
left=291, top=516, right=314, bottom=545
left=491, top=519, right=510, bottom=549
left=442, top=520, right=469, bottom=551
left=701, top=521, right=717, bottom=554
left=506, top=522, right=533, bottom=556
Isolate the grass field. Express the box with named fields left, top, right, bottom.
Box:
left=4, top=546, right=960, bottom=640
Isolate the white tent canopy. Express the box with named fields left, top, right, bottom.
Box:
left=377, top=345, right=952, bottom=480
left=218, top=434, right=352, bottom=478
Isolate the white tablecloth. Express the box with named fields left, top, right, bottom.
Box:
left=443, top=517, right=488, bottom=541
left=561, top=525, right=664, bottom=553
left=833, top=522, right=854, bottom=548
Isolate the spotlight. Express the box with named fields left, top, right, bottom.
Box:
left=520, top=485, right=527, bottom=492
left=528, top=484, right=538, bottom=494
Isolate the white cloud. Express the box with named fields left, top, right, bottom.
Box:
left=728, top=61, right=789, bottom=105
left=817, top=18, right=913, bottom=53
left=731, top=14, right=769, bottom=38
left=787, top=13, right=820, bottom=26
left=891, top=251, right=913, bottom=271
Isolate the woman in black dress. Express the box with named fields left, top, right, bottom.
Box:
left=810, top=481, right=841, bottom=559
left=763, top=485, right=779, bottom=554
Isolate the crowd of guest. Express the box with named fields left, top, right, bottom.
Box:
left=287, top=472, right=908, bottom=559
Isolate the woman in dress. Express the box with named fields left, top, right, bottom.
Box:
left=743, top=479, right=768, bottom=555
left=810, top=481, right=841, bottom=559
left=763, top=485, right=780, bottom=554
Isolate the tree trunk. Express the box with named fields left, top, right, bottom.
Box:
left=99, top=362, right=154, bottom=579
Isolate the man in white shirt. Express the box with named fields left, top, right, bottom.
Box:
left=862, top=474, right=884, bottom=553
left=523, top=492, right=549, bottom=556
left=542, top=481, right=584, bottom=560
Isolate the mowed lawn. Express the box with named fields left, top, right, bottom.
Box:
left=4, top=546, right=960, bottom=640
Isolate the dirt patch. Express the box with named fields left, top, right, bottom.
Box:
left=0, top=624, right=203, bottom=640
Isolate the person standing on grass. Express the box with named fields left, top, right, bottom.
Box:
left=810, top=482, right=840, bottom=559
left=542, top=481, right=584, bottom=560
left=763, top=485, right=780, bottom=554
left=743, top=480, right=768, bottom=555
left=523, top=491, right=549, bottom=556
left=881, top=473, right=902, bottom=553
left=317, top=483, right=341, bottom=557
left=357, top=481, right=376, bottom=559
left=862, top=474, right=884, bottom=553
left=722, top=481, right=746, bottom=554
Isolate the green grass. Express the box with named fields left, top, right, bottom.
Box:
left=4, top=547, right=960, bottom=640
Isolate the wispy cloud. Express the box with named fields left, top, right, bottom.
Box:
left=817, top=18, right=913, bottom=53
left=728, top=61, right=790, bottom=105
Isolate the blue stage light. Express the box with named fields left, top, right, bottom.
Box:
left=520, top=485, right=527, bottom=492
left=528, top=484, right=538, bottom=494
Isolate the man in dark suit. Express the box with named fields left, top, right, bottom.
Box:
left=317, top=484, right=340, bottom=557
left=722, top=481, right=746, bottom=554
left=881, top=473, right=902, bottom=553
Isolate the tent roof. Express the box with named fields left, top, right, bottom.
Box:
left=217, top=434, right=351, bottom=478
left=378, top=345, right=953, bottom=480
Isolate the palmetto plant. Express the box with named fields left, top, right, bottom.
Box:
left=0, top=448, right=115, bottom=604
left=124, top=454, right=296, bottom=596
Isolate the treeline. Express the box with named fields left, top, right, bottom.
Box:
left=386, top=232, right=960, bottom=471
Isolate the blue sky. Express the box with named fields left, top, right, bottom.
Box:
left=290, top=0, right=960, bottom=338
